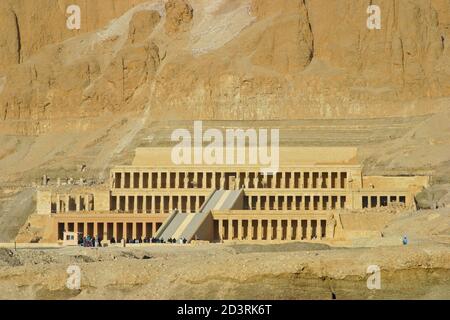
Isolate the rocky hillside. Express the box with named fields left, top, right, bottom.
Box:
left=0, top=0, right=449, bottom=132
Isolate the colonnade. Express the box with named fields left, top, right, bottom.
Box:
left=110, top=194, right=206, bottom=214
left=362, top=195, right=407, bottom=208
left=52, top=194, right=94, bottom=213
left=111, top=170, right=350, bottom=190
left=215, top=218, right=334, bottom=241
left=58, top=221, right=161, bottom=241
left=244, top=195, right=346, bottom=210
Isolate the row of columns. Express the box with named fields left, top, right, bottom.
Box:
left=54, top=194, right=93, bottom=213
left=112, top=195, right=205, bottom=214
left=216, top=218, right=334, bottom=241
left=112, top=171, right=349, bottom=190
left=60, top=221, right=160, bottom=241
left=362, top=195, right=407, bottom=208
left=246, top=195, right=346, bottom=211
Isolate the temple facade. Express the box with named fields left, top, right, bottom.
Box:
left=36, top=147, right=429, bottom=243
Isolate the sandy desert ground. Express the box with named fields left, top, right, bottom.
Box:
left=1, top=208, right=449, bottom=300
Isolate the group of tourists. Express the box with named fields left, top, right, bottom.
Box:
left=166, top=238, right=188, bottom=244
left=78, top=234, right=101, bottom=247
left=103, top=236, right=188, bottom=244
left=76, top=234, right=188, bottom=246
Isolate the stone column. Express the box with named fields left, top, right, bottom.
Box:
left=143, top=196, right=148, bottom=214
left=319, top=196, right=323, bottom=211
left=202, top=172, right=207, bottom=189
left=212, top=173, right=217, bottom=189
left=175, top=172, right=179, bottom=188
left=56, top=195, right=61, bottom=213
left=133, top=196, right=138, bottom=213
left=87, top=194, right=92, bottom=211
left=306, top=220, right=312, bottom=240
left=301, top=196, right=306, bottom=210
left=253, top=175, right=259, bottom=189
left=218, top=219, right=223, bottom=241
left=160, top=196, right=165, bottom=214
left=157, top=172, right=161, bottom=189
left=256, top=196, right=261, bottom=210
left=63, top=195, right=68, bottom=212
left=94, top=223, right=98, bottom=238
left=169, top=196, right=173, bottom=212
left=75, top=195, right=80, bottom=212
left=120, top=172, right=125, bottom=189
left=125, top=196, right=129, bottom=213
left=296, top=220, right=302, bottom=240
left=187, top=196, right=191, bottom=213
left=132, top=222, right=137, bottom=240
left=307, top=172, right=312, bottom=189
left=152, top=223, right=157, bottom=237
left=317, top=220, right=322, bottom=240
left=268, top=220, right=273, bottom=240
left=130, top=172, right=135, bottom=189
left=327, top=172, right=332, bottom=189
left=195, top=196, right=200, bottom=212
left=219, top=174, right=225, bottom=190
left=113, top=223, right=117, bottom=240
left=334, top=172, right=339, bottom=189
left=103, top=223, right=108, bottom=241
left=74, top=222, right=79, bottom=238
left=287, top=219, right=292, bottom=240
left=237, top=219, right=243, bottom=240
left=83, top=223, right=87, bottom=237
left=283, top=196, right=288, bottom=210
left=228, top=220, right=233, bottom=240
left=151, top=196, right=156, bottom=214
left=184, top=173, right=190, bottom=189
left=280, top=172, right=285, bottom=189
left=235, top=176, right=241, bottom=190
left=277, top=220, right=282, bottom=240
left=122, top=222, right=128, bottom=242
left=257, top=220, right=263, bottom=240
left=274, top=197, right=279, bottom=210
left=139, top=172, right=143, bottom=189
left=116, top=196, right=120, bottom=212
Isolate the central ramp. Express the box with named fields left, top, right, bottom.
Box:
left=155, top=189, right=244, bottom=242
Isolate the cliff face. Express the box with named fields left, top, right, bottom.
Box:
left=0, top=0, right=149, bottom=67
left=0, top=0, right=449, bottom=131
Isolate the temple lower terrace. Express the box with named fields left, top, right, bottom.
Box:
left=36, top=147, right=429, bottom=244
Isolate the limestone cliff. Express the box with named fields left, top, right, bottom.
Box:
left=0, top=0, right=449, bottom=132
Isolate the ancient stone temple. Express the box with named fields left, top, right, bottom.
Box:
left=37, top=147, right=429, bottom=243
